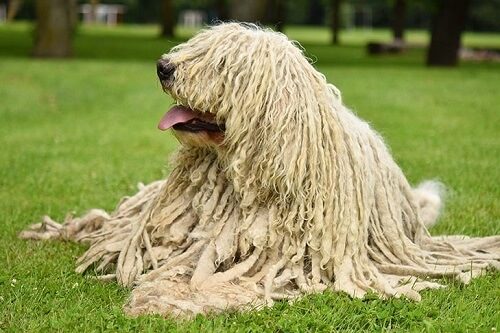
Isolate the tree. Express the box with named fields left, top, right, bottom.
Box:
left=160, top=0, right=174, bottom=37
left=392, top=0, right=406, bottom=44
left=268, top=0, right=286, bottom=32
left=330, top=0, right=342, bottom=44
left=229, top=0, right=267, bottom=23
left=6, top=0, right=23, bottom=21
left=33, top=0, right=76, bottom=58
left=426, top=0, right=470, bottom=66
left=215, top=0, right=228, bottom=21
left=269, top=0, right=286, bottom=32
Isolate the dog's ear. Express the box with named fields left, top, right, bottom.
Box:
left=222, top=56, right=343, bottom=206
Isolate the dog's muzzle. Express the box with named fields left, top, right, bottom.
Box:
left=157, top=58, right=175, bottom=83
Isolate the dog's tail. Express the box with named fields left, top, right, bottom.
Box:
left=413, top=180, right=445, bottom=228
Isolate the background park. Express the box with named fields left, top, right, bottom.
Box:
left=0, top=0, right=499, bottom=331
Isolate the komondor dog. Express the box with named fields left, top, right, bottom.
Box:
left=20, top=23, right=499, bottom=317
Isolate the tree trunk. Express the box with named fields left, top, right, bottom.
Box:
left=427, top=0, right=470, bottom=67
left=270, top=0, right=286, bottom=32
left=331, top=0, right=341, bottom=45
left=33, top=0, right=76, bottom=58
left=215, top=0, right=228, bottom=21
left=392, top=0, right=406, bottom=44
left=160, top=0, right=174, bottom=38
left=229, top=0, right=267, bottom=23
left=7, top=0, right=23, bottom=21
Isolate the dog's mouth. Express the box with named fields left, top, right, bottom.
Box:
left=158, top=105, right=226, bottom=133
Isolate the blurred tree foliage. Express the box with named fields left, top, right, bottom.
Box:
left=7, top=0, right=500, bottom=32
left=468, top=0, right=500, bottom=31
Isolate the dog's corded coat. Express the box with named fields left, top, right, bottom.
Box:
left=20, top=23, right=500, bottom=317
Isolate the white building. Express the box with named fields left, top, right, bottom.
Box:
left=179, top=10, right=206, bottom=28
left=80, top=4, right=125, bottom=26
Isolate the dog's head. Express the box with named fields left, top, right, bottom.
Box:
left=157, top=23, right=343, bottom=200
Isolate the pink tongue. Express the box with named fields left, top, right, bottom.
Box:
left=158, top=105, right=199, bottom=130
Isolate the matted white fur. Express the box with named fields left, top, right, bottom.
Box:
left=20, top=23, right=499, bottom=318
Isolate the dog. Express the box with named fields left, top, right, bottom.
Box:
left=21, top=23, right=500, bottom=317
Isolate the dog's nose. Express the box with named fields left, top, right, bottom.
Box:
left=157, top=58, right=175, bottom=81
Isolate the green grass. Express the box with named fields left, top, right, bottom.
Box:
left=0, top=23, right=499, bottom=332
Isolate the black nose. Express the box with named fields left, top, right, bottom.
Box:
left=157, top=58, right=175, bottom=81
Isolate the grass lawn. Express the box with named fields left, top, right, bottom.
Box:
left=0, top=23, right=499, bottom=332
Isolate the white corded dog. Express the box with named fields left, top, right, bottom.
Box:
left=21, top=23, right=499, bottom=317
